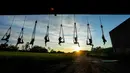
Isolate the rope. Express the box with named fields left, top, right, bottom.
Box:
left=86, top=17, right=89, bottom=39
left=10, top=16, right=15, bottom=27
left=99, top=16, right=102, bottom=25
left=18, top=16, right=26, bottom=38
left=87, top=24, right=89, bottom=40
left=88, top=25, right=92, bottom=39
left=99, top=16, right=105, bottom=35
left=59, top=24, right=62, bottom=37
left=75, top=24, right=78, bottom=37
left=61, top=14, right=62, bottom=24
left=73, top=14, right=77, bottom=38
left=62, top=25, right=65, bottom=41
left=23, top=16, right=26, bottom=28
left=74, top=14, right=75, bottom=23
left=86, top=16, right=89, bottom=24
left=86, top=17, right=93, bottom=46
left=59, top=15, right=65, bottom=41
left=48, top=14, right=50, bottom=26
left=32, top=20, right=37, bottom=39
left=99, top=16, right=107, bottom=45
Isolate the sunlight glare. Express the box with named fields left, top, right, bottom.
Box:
left=73, top=46, right=81, bottom=52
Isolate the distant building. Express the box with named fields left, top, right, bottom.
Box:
left=109, top=17, right=130, bottom=54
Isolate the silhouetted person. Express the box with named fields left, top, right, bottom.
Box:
left=74, top=37, right=80, bottom=47
left=30, top=38, right=34, bottom=46
left=16, top=37, right=23, bottom=47
left=58, top=37, right=62, bottom=46
left=1, top=34, right=10, bottom=42
left=102, top=35, right=107, bottom=45
left=89, top=38, right=92, bottom=45
left=44, top=35, right=49, bottom=46
left=87, top=38, right=92, bottom=45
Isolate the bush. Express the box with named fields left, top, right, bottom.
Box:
left=57, top=51, right=64, bottom=53
left=7, top=45, right=19, bottom=51
left=30, top=45, right=48, bottom=53
left=0, top=44, right=18, bottom=51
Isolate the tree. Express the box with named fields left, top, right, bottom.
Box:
left=7, top=45, right=19, bottom=51
left=57, top=50, right=64, bottom=53
left=30, top=45, right=48, bottom=53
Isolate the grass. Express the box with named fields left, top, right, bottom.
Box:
left=0, top=51, right=76, bottom=62
left=0, top=51, right=77, bottom=72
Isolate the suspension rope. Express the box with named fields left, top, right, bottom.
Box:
left=47, top=14, right=50, bottom=36
left=30, top=20, right=37, bottom=46
left=86, top=16, right=93, bottom=46
left=86, top=17, right=89, bottom=39
left=22, top=16, right=27, bottom=29
left=58, top=14, right=65, bottom=46
left=48, top=14, right=50, bottom=26
left=62, top=25, right=65, bottom=41
left=44, top=14, right=50, bottom=46
left=73, top=14, right=77, bottom=38
left=19, top=16, right=26, bottom=38
left=10, top=16, right=15, bottom=27
left=74, top=14, right=75, bottom=23
left=32, top=20, right=37, bottom=39
left=1, top=16, right=16, bottom=44
left=61, top=14, right=62, bottom=24
left=99, top=16, right=107, bottom=45
left=73, top=14, right=80, bottom=47
left=99, top=16, right=104, bottom=35
left=59, top=14, right=64, bottom=38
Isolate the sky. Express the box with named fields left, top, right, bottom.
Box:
left=0, top=15, right=130, bottom=52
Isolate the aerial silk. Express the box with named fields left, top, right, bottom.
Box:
left=44, top=14, right=50, bottom=46
left=30, top=20, right=37, bottom=46
left=73, top=14, right=80, bottom=47
left=58, top=15, right=65, bottom=46
left=99, top=16, right=107, bottom=45
left=1, top=16, right=15, bottom=44
left=86, top=17, right=94, bottom=48
left=16, top=16, right=26, bottom=46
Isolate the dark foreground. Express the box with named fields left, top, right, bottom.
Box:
left=0, top=52, right=130, bottom=73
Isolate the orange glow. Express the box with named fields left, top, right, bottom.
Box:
left=50, top=8, right=54, bottom=11
left=73, top=46, right=81, bottom=52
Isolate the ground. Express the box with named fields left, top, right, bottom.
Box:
left=0, top=51, right=129, bottom=73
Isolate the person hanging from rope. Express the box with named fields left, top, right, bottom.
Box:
left=58, top=15, right=65, bottom=46
left=99, top=17, right=107, bottom=45
left=73, top=22, right=80, bottom=47
left=101, top=25, right=107, bottom=45
left=17, top=27, right=24, bottom=44
left=86, top=17, right=93, bottom=46
left=44, top=14, right=51, bottom=46
left=58, top=36, right=62, bottom=46
left=1, top=16, right=15, bottom=44
left=73, top=14, right=80, bottom=47
left=44, top=25, right=50, bottom=46
left=1, top=27, right=11, bottom=44
left=74, top=36, right=80, bottom=47
left=16, top=16, right=26, bottom=47
left=30, top=20, right=37, bottom=46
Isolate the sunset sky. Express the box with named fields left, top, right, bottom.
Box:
left=0, top=15, right=130, bottom=52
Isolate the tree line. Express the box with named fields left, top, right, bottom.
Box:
left=0, top=43, right=64, bottom=53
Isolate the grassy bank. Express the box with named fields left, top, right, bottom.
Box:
left=0, top=51, right=75, bottom=62
left=0, top=51, right=76, bottom=72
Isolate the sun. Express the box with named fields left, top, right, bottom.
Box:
left=74, top=46, right=81, bottom=52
